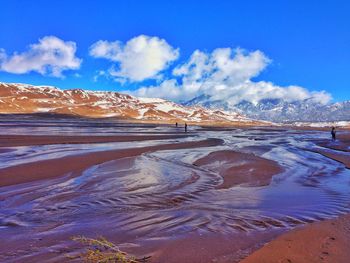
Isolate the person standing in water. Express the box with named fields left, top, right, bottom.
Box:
left=185, top=123, right=188, bottom=133
left=175, top=122, right=178, bottom=127
left=331, top=126, right=336, bottom=141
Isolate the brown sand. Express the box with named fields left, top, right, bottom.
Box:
left=241, top=214, right=350, bottom=263
left=148, top=231, right=282, bottom=263
left=311, top=133, right=350, bottom=169
left=0, top=138, right=223, bottom=187
left=338, top=132, right=350, bottom=144
left=0, top=134, right=191, bottom=147
left=316, top=133, right=350, bottom=152
left=193, top=150, right=283, bottom=188
left=312, top=150, right=350, bottom=169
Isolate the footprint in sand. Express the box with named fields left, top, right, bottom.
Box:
left=319, top=236, right=336, bottom=260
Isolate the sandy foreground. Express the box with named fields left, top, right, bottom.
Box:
left=0, top=125, right=349, bottom=263
left=241, top=132, right=350, bottom=263
left=241, top=214, right=350, bottom=263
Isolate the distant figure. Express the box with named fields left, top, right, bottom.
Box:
left=175, top=122, right=178, bottom=127
left=185, top=123, right=188, bottom=133
left=331, top=127, right=336, bottom=141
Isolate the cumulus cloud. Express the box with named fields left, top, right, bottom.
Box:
left=89, top=40, right=121, bottom=60
left=0, top=36, right=81, bottom=77
left=89, top=35, right=179, bottom=82
left=173, top=48, right=270, bottom=85
left=130, top=47, right=331, bottom=105
left=132, top=79, right=181, bottom=99
left=211, top=81, right=331, bottom=105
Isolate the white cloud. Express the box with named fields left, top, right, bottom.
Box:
left=0, top=36, right=81, bottom=77
left=131, top=79, right=181, bottom=99
left=212, top=81, right=331, bottom=105
left=130, top=47, right=331, bottom=105
left=173, top=48, right=270, bottom=85
left=89, top=35, right=179, bottom=82
left=89, top=40, right=121, bottom=60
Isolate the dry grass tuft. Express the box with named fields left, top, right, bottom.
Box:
left=72, top=236, right=151, bottom=263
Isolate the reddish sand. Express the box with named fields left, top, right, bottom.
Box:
left=0, top=138, right=223, bottom=187
left=312, top=133, right=350, bottom=168
left=316, top=133, right=350, bottom=152
left=147, top=231, right=283, bottom=263
left=338, top=132, right=350, bottom=143
left=241, top=214, right=350, bottom=263
left=0, top=134, right=190, bottom=147
left=193, top=150, right=284, bottom=188
left=312, top=149, right=350, bottom=169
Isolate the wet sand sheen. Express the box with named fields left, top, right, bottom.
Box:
left=0, top=138, right=223, bottom=187
left=310, top=133, right=350, bottom=168
left=0, top=134, right=191, bottom=147
left=193, top=150, right=284, bottom=188
left=311, top=149, right=350, bottom=169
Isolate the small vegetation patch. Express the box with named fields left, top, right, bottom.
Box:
left=72, top=236, right=151, bottom=263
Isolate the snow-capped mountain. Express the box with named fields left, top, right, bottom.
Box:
left=0, top=82, right=259, bottom=124
left=184, top=94, right=350, bottom=122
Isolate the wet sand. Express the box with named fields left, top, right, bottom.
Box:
left=0, top=134, right=191, bottom=147
left=193, top=150, right=284, bottom=188
left=241, top=214, right=350, bottom=263
left=0, top=138, right=222, bottom=187
left=148, top=231, right=283, bottom=263
left=1, top=120, right=350, bottom=263
left=311, top=150, right=350, bottom=169
left=241, top=131, right=350, bottom=263
left=315, top=133, right=350, bottom=152
left=311, top=132, right=350, bottom=168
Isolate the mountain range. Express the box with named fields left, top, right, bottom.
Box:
left=1, top=82, right=349, bottom=125
left=0, top=82, right=259, bottom=125
left=184, top=94, right=350, bottom=123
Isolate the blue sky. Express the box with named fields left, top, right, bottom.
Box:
left=0, top=0, right=349, bottom=103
